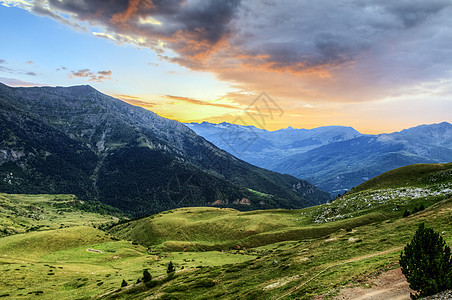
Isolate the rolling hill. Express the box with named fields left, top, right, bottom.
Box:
left=104, top=162, right=452, bottom=299
left=0, top=83, right=330, bottom=216
left=0, top=163, right=451, bottom=299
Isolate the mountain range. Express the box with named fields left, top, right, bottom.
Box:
left=0, top=83, right=330, bottom=216
left=185, top=121, right=452, bottom=194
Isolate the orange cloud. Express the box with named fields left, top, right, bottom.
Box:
left=110, top=0, right=154, bottom=29
left=164, top=95, right=241, bottom=110
left=120, top=98, right=157, bottom=110
left=68, top=69, right=113, bottom=83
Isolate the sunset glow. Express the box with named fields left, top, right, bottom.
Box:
left=1, top=1, right=452, bottom=133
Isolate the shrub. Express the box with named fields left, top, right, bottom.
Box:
left=402, top=210, right=410, bottom=218
left=143, top=269, right=152, bottom=283
left=399, top=223, right=452, bottom=299
left=121, top=279, right=127, bottom=287
left=167, top=261, right=175, bottom=274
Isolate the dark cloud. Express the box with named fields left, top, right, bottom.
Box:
left=26, top=72, right=37, bottom=76
left=11, top=0, right=452, bottom=101
left=231, top=0, right=452, bottom=73
left=36, top=0, right=241, bottom=60
left=68, top=69, right=112, bottom=82
left=0, top=59, right=5, bottom=64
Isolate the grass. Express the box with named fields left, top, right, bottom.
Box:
left=110, top=180, right=449, bottom=251
left=106, top=196, right=452, bottom=299
left=103, top=163, right=452, bottom=299
left=349, top=162, right=452, bottom=193
left=0, top=193, right=120, bottom=236
left=1, top=162, right=452, bottom=299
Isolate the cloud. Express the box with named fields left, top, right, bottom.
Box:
left=0, top=65, right=15, bottom=73
left=26, top=71, right=36, bottom=76
left=164, top=95, right=241, bottom=110
left=97, top=70, right=112, bottom=76
left=25, top=60, right=33, bottom=64
left=0, top=59, right=5, bottom=64
left=68, top=68, right=112, bottom=82
left=6, top=0, right=452, bottom=105
left=0, top=76, right=49, bottom=87
left=118, top=98, right=157, bottom=110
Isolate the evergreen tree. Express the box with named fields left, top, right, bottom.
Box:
left=167, top=261, right=176, bottom=274
left=399, top=223, right=452, bottom=299
left=143, top=269, right=152, bottom=283
left=121, top=279, right=127, bottom=287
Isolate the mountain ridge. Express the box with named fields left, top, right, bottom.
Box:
left=0, top=83, right=330, bottom=215
left=186, top=121, right=452, bottom=194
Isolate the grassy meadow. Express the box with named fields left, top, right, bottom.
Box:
left=0, top=163, right=451, bottom=299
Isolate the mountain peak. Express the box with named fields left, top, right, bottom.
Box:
left=58, top=84, right=97, bottom=94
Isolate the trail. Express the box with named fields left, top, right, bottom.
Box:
left=331, top=268, right=413, bottom=300
left=274, top=247, right=404, bottom=300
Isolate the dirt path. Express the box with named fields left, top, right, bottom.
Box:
left=332, top=268, right=414, bottom=300
left=274, top=247, right=404, bottom=300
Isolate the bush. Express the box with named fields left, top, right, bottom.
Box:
left=399, top=223, right=452, bottom=299
left=167, top=261, right=175, bottom=274
left=143, top=269, right=152, bottom=283
left=121, top=279, right=127, bottom=287
left=402, top=210, right=410, bottom=218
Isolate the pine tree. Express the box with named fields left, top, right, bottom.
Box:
left=121, top=279, right=127, bottom=287
left=403, top=210, right=411, bottom=218
left=399, top=223, right=452, bottom=299
left=143, top=269, right=152, bottom=283
left=167, top=261, right=175, bottom=274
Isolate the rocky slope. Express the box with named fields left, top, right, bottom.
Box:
left=0, top=83, right=330, bottom=215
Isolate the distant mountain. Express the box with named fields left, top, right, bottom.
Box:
left=0, top=83, right=330, bottom=216
left=185, top=122, right=362, bottom=170
left=186, top=121, right=452, bottom=194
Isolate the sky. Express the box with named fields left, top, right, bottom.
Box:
left=1, top=0, right=452, bottom=134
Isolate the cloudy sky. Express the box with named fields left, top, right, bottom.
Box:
left=1, top=0, right=452, bottom=133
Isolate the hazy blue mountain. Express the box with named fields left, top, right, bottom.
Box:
left=185, top=122, right=363, bottom=170
left=0, top=83, right=330, bottom=216
left=186, top=121, right=452, bottom=194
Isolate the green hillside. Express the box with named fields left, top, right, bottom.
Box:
left=0, top=193, right=122, bottom=236
left=102, top=196, right=452, bottom=300
left=109, top=162, right=452, bottom=251
left=349, top=162, right=452, bottom=193
left=1, top=163, right=451, bottom=299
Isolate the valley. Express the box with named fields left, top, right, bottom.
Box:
left=2, top=2, right=452, bottom=299
left=186, top=122, right=452, bottom=194
left=0, top=84, right=330, bottom=217
left=0, top=163, right=451, bottom=299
